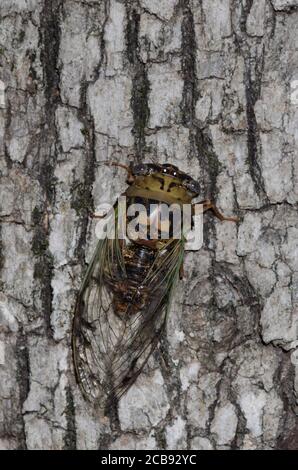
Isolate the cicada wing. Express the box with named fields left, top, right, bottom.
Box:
left=72, top=236, right=125, bottom=401
left=107, top=238, right=185, bottom=400
left=73, top=235, right=185, bottom=405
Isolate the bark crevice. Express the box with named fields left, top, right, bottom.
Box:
left=125, top=3, right=150, bottom=161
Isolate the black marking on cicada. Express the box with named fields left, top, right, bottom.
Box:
left=72, top=162, right=238, bottom=405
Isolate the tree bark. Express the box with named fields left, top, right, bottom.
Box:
left=0, top=0, right=297, bottom=450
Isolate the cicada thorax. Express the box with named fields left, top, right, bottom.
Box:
left=124, top=172, right=194, bottom=249
left=126, top=171, right=194, bottom=207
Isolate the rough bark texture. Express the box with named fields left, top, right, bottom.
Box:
left=0, top=0, right=297, bottom=450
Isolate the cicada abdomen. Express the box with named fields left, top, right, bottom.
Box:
left=72, top=162, right=238, bottom=405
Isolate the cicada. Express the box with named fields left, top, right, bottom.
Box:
left=72, top=162, right=238, bottom=405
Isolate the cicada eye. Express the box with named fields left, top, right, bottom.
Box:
left=184, top=179, right=200, bottom=194
left=132, top=163, right=148, bottom=175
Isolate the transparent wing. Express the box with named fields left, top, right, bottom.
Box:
left=72, top=233, right=184, bottom=405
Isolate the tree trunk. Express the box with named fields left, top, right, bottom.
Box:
left=0, top=0, right=297, bottom=450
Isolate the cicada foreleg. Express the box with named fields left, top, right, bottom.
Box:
left=193, top=199, right=239, bottom=223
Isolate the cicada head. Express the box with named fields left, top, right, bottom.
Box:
left=128, top=162, right=200, bottom=204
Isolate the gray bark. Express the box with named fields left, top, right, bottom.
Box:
left=0, top=0, right=297, bottom=450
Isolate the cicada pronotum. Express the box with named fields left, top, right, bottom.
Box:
left=72, top=162, right=238, bottom=405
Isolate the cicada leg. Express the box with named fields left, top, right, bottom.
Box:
left=193, top=200, right=239, bottom=222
